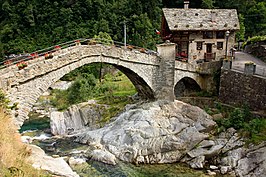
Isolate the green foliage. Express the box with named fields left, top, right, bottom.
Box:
left=1, top=0, right=265, bottom=60
left=195, top=91, right=214, bottom=97
left=62, top=63, right=102, bottom=81
left=0, top=90, right=9, bottom=108
left=50, top=89, right=70, bottom=111
left=0, top=0, right=162, bottom=60
left=236, top=14, right=246, bottom=41
left=51, top=64, right=136, bottom=111
left=202, top=0, right=216, bottom=9
left=213, top=0, right=266, bottom=38
left=215, top=106, right=266, bottom=144
left=51, top=74, right=97, bottom=110
left=245, top=2, right=266, bottom=37
left=93, top=32, right=114, bottom=45
left=243, top=35, right=266, bottom=46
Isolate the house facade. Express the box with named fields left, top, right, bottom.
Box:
left=161, top=2, right=240, bottom=64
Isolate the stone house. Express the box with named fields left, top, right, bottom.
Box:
left=161, top=1, right=240, bottom=64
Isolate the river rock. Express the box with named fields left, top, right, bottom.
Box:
left=21, top=135, right=33, bottom=144
left=75, top=100, right=216, bottom=164
left=235, top=144, right=266, bottom=177
left=69, top=156, right=87, bottom=166
left=50, top=101, right=108, bottom=135
left=90, top=149, right=117, bottom=165
left=28, top=145, right=79, bottom=177
left=188, top=156, right=205, bottom=169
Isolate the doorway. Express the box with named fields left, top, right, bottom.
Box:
left=206, top=43, right=212, bottom=53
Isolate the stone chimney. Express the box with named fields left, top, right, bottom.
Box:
left=211, top=11, right=216, bottom=22
left=184, top=1, right=189, bottom=9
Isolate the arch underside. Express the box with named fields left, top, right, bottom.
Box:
left=174, top=77, right=201, bottom=97
left=114, top=65, right=155, bottom=99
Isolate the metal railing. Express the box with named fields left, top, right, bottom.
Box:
left=0, top=38, right=157, bottom=69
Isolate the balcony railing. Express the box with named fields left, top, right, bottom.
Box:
left=204, top=53, right=216, bottom=61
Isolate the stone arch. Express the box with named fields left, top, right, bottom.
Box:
left=113, top=65, right=154, bottom=99
left=174, top=77, right=201, bottom=98
left=9, top=53, right=156, bottom=126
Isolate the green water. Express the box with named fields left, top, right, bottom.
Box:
left=20, top=114, right=209, bottom=177
left=19, top=112, right=50, bottom=133
left=77, top=161, right=207, bottom=177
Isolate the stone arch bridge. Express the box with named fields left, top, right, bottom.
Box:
left=0, top=42, right=221, bottom=126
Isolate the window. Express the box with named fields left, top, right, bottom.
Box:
left=203, top=31, right=213, bottom=39
left=216, top=31, right=225, bottom=39
left=217, top=42, right=223, bottom=49
left=197, top=42, right=203, bottom=50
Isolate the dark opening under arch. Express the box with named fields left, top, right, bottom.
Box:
left=114, top=65, right=155, bottom=100
left=174, top=77, right=201, bottom=98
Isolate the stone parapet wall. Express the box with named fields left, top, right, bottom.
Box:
left=219, top=69, right=266, bottom=110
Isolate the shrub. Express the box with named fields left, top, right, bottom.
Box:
left=215, top=106, right=266, bottom=144
left=0, top=89, right=9, bottom=107
left=93, top=32, right=114, bottom=45
left=242, top=35, right=266, bottom=48
left=67, top=75, right=97, bottom=104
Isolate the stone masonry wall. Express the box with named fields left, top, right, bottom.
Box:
left=219, top=69, right=266, bottom=110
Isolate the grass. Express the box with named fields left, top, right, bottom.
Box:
left=0, top=107, right=48, bottom=177
left=97, top=95, right=134, bottom=126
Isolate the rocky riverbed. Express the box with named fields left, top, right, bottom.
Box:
left=70, top=100, right=266, bottom=176
left=22, top=97, right=266, bottom=176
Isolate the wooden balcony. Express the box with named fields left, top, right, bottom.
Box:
left=204, top=53, right=216, bottom=61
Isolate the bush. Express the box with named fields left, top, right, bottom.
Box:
left=93, top=32, right=114, bottom=45
left=215, top=106, right=266, bottom=144
left=242, top=35, right=266, bottom=48
left=0, top=90, right=9, bottom=107
left=67, top=75, right=97, bottom=104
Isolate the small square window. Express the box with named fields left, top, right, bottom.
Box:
left=217, top=42, right=223, bottom=49
left=203, top=31, right=213, bottom=39
left=197, top=42, right=203, bottom=50
left=216, top=31, right=225, bottom=39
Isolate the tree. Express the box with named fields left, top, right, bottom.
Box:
left=245, top=2, right=266, bottom=37
left=236, top=14, right=246, bottom=41
left=202, top=0, right=215, bottom=9
left=93, top=32, right=114, bottom=45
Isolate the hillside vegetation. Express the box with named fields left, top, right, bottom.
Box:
left=1, top=0, right=265, bottom=60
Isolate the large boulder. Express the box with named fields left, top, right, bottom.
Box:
left=28, top=145, right=79, bottom=177
left=75, top=100, right=216, bottom=164
left=50, top=101, right=108, bottom=135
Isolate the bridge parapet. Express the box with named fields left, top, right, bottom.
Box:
left=196, top=61, right=223, bottom=74
left=175, top=61, right=197, bottom=72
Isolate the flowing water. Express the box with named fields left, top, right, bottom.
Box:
left=20, top=114, right=209, bottom=177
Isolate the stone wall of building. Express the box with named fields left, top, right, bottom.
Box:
left=189, top=31, right=235, bottom=63
left=219, top=69, right=266, bottom=110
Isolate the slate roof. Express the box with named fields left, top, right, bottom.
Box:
left=162, top=8, right=240, bottom=31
